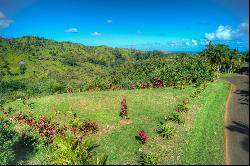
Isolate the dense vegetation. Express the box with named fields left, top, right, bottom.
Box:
left=1, top=36, right=246, bottom=105
left=0, top=36, right=247, bottom=164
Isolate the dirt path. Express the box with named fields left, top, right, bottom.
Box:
left=222, top=64, right=249, bottom=165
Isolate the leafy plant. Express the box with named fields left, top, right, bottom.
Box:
left=0, top=119, right=18, bottom=164
left=153, top=79, right=164, bottom=88
left=177, top=103, right=189, bottom=113
left=139, top=152, right=159, bottom=165
left=95, top=154, right=108, bottom=165
left=138, top=130, right=147, bottom=144
left=50, top=134, right=102, bottom=165
left=80, top=120, right=99, bottom=135
left=68, top=114, right=81, bottom=128
left=157, top=123, right=174, bottom=139
left=165, top=112, right=184, bottom=124
left=120, top=97, right=129, bottom=119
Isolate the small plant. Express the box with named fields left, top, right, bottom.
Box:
left=95, top=154, right=108, bottom=165
left=177, top=103, right=189, bottom=113
left=140, top=152, right=159, bottom=165
left=68, top=114, right=81, bottom=128
left=120, top=97, right=129, bottom=119
left=165, top=112, right=184, bottom=124
left=138, top=130, right=147, bottom=144
left=153, top=79, right=164, bottom=88
left=66, top=86, right=74, bottom=93
left=157, top=123, right=174, bottom=139
left=50, top=134, right=100, bottom=165
left=80, top=120, right=99, bottom=135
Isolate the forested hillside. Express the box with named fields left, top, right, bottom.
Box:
left=0, top=36, right=247, bottom=105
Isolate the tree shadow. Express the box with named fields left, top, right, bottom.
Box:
left=226, top=121, right=249, bottom=152
left=234, top=90, right=249, bottom=106
left=238, top=66, right=249, bottom=76
left=10, top=134, right=37, bottom=165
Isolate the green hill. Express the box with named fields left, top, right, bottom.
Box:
left=0, top=36, right=215, bottom=105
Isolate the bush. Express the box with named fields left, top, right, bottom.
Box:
left=138, top=130, right=147, bottom=144
left=165, top=112, right=184, bottom=124
left=176, top=103, right=189, bottom=113
left=120, top=97, right=129, bottom=119
left=49, top=134, right=106, bottom=165
left=140, top=152, right=159, bottom=165
left=0, top=119, right=18, bottom=164
left=157, top=123, right=174, bottom=139
left=68, top=113, right=81, bottom=128
left=80, top=120, right=99, bottom=135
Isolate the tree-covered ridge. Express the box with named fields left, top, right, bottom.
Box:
left=0, top=36, right=247, bottom=105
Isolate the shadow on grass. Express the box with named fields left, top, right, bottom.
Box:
left=135, top=135, right=142, bottom=144
left=10, top=134, right=37, bottom=165
left=226, top=121, right=249, bottom=152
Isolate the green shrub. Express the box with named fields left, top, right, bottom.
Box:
left=68, top=116, right=81, bottom=128
left=177, top=103, right=189, bottom=113
left=0, top=119, right=18, bottom=165
left=157, top=123, right=174, bottom=139
left=95, top=154, right=108, bottom=165
left=165, top=112, right=184, bottom=124
left=80, top=120, right=99, bottom=135
left=49, top=134, right=106, bottom=165
left=140, top=152, right=159, bottom=165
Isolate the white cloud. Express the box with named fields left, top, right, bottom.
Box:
left=237, top=21, right=249, bottom=35
left=0, top=11, right=13, bottom=29
left=65, top=28, right=78, bottom=33
left=106, top=19, right=112, bottom=24
left=215, top=25, right=232, bottom=40
left=185, top=42, right=190, bottom=46
left=191, top=39, right=198, bottom=46
left=204, top=22, right=249, bottom=41
left=91, top=32, right=101, bottom=37
left=205, top=33, right=215, bottom=40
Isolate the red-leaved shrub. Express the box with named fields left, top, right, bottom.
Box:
left=138, top=130, right=147, bottom=144
left=120, top=97, right=128, bottom=119
left=153, top=79, right=164, bottom=88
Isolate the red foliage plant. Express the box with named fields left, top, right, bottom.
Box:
left=176, top=108, right=180, bottom=113
left=138, top=130, right=147, bottom=144
left=153, top=79, right=164, bottom=88
left=120, top=97, right=128, bottom=118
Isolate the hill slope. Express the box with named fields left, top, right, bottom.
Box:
left=2, top=80, right=230, bottom=164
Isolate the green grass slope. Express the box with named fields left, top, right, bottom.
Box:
left=3, top=80, right=230, bottom=164
left=180, top=80, right=230, bottom=164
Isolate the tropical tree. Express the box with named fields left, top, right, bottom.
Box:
left=201, top=42, right=231, bottom=79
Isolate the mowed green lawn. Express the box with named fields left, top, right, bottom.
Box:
left=3, top=80, right=230, bottom=165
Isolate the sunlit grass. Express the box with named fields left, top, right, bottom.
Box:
left=3, top=80, right=230, bottom=164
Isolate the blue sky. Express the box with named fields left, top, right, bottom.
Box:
left=0, top=0, right=249, bottom=51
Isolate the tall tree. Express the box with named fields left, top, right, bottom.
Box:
left=201, top=42, right=231, bottom=79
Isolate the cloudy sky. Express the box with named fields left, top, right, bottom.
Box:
left=0, top=0, right=249, bottom=51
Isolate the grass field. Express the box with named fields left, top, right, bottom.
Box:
left=2, top=80, right=230, bottom=164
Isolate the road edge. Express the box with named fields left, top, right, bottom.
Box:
left=224, top=83, right=233, bottom=165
